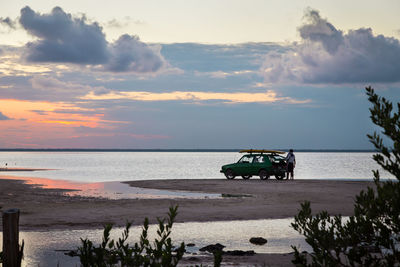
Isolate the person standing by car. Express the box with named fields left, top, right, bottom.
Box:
left=285, top=149, right=296, bottom=180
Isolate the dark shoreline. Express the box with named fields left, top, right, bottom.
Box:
left=0, top=167, right=52, bottom=172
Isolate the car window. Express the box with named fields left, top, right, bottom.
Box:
left=253, top=155, right=265, bottom=163
left=269, top=155, right=285, bottom=163
left=238, top=155, right=253, bottom=163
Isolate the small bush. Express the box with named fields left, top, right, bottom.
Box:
left=78, top=205, right=185, bottom=267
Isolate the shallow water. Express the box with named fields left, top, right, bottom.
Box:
left=0, top=152, right=392, bottom=182
left=0, top=176, right=221, bottom=199
left=65, top=181, right=221, bottom=199
left=0, top=218, right=310, bottom=267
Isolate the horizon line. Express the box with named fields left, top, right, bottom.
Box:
left=0, top=148, right=377, bottom=152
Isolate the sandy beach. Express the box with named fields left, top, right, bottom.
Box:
left=0, top=175, right=374, bottom=266
left=0, top=175, right=373, bottom=230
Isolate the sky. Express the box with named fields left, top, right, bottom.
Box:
left=0, top=0, right=399, bottom=149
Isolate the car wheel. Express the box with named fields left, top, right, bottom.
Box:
left=225, top=169, right=235, bottom=179
left=259, top=170, right=270, bottom=180
left=275, top=173, right=285, bottom=180
left=241, top=175, right=251, bottom=180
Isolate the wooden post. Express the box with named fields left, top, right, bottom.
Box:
left=2, top=208, right=22, bottom=267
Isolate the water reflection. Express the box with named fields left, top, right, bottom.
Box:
left=0, top=176, right=221, bottom=199
left=0, top=218, right=310, bottom=267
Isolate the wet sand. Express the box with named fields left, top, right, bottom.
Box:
left=0, top=176, right=373, bottom=230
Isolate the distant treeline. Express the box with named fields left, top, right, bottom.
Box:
left=0, top=148, right=377, bottom=152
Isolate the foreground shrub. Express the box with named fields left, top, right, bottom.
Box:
left=78, top=205, right=185, bottom=267
left=291, top=87, right=400, bottom=266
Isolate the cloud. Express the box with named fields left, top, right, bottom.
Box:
left=0, top=111, right=10, bottom=120
left=0, top=50, right=52, bottom=76
left=0, top=17, right=16, bottom=29
left=195, top=70, right=256, bottom=79
left=19, top=6, right=166, bottom=73
left=0, top=99, right=125, bottom=130
left=30, top=110, right=48, bottom=115
left=30, top=76, right=87, bottom=92
left=105, top=17, right=144, bottom=28
left=81, top=89, right=310, bottom=104
left=105, top=18, right=128, bottom=28
left=20, top=6, right=109, bottom=64
left=30, top=76, right=94, bottom=97
left=162, top=43, right=282, bottom=72
left=261, top=9, right=400, bottom=84
left=298, top=9, right=344, bottom=54
left=28, top=76, right=112, bottom=101
left=105, top=34, right=164, bottom=72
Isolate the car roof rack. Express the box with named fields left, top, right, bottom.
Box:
left=239, top=149, right=285, bottom=155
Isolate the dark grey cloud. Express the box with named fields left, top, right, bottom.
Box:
left=262, top=9, right=400, bottom=84
left=0, top=112, right=10, bottom=120
left=298, top=8, right=343, bottom=54
left=106, top=34, right=164, bottom=72
left=52, top=109, right=100, bottom=115
left=19, top=6, right=165, bottom=73
left=30, top=110, right=48, bottom=115
left=0, top=17, right=16, bottom=29
left=20, top=6, right=109, bottom=64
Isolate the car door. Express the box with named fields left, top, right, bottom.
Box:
left=234, top=155, right=254, bottom=175
left=251, top=155, right=267, bottom=174
left=262, top=155, right=273, bottom=172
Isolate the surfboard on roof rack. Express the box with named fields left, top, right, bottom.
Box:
left=239, top=149, right=285, bottom=154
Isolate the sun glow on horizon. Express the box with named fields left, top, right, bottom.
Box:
left=0, top=99, right=133, bottom=147
left=82, top=90, right=311, bottom=104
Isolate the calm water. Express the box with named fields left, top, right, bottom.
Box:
left=0, top=218, right=310, bottom=267
left=0, top=151, right=392, bottom=182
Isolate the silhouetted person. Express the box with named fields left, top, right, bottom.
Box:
left=285, top=149, right=296, bottom=180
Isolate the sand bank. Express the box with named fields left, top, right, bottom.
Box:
left=0, top=176, right=373, bottom=230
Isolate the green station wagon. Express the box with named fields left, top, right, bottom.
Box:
left=220, top=149, right=287, bottom=180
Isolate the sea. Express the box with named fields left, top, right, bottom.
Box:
left=0, top=151, right=392, bottom=266
left=0, top=151, right=391, bottom=182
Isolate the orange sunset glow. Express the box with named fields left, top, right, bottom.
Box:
left=0, top=99, right=129, bottom=147
left=0, top=99, right=106, bottom=126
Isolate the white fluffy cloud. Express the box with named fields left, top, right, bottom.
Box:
left=262, top=9, right=400, bottom=84
left=19, top=6, right=166, bottom=73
